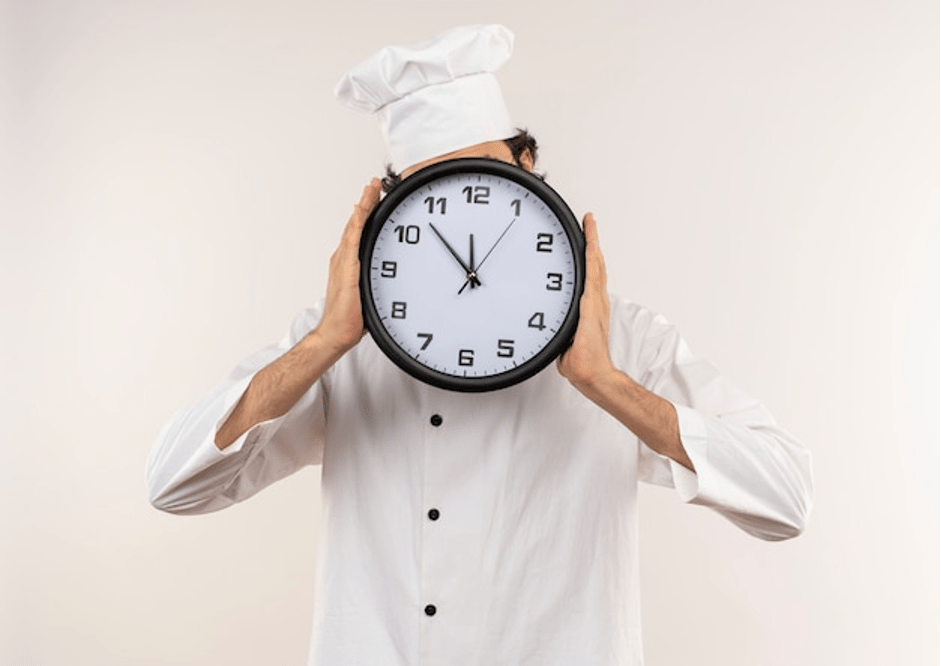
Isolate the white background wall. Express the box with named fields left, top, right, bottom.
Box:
left=2, top=0, right=937, bottom=664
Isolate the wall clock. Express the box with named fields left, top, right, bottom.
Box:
left=359, top=158, right=585, bottom=392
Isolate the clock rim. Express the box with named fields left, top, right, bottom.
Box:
left=359, top=157, right=586, bottom=393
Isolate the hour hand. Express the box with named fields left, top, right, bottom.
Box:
left=460, top=217, right=515, bottom=294
left=458, top=234, right=482, bottom=295
left=429, top=223, right=481, bottom=291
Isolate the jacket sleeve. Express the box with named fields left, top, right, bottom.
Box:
left=146, top=306, right=327, bottom=515
left=622, top=301, right=814, bottom=541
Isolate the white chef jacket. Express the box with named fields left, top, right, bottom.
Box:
left=147, top=296, right=813, bottom=666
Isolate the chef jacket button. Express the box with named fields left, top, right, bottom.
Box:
left=430, top=414, right=443, bottom=427
left=428, top=508, right=440, bottom=521
left=424, top=604, right=437, bottom=617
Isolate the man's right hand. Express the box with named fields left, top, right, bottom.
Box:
left=314, top=178, right=383, bottom=357
left=215, top=178, right=382, bottom=451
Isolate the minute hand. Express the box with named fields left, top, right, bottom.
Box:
left=429, top=223, right=481, bottom=288
left=475, top=217, right=518, bottom=273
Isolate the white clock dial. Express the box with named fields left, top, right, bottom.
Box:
left=361, top=159, right=584, bottom=392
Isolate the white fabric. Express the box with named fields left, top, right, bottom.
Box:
left=147, top=296, right=813, bottom=666
left=335, top=25, right=516, bottom=171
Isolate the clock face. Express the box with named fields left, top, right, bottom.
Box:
left=360, top=158, right=585, bottom=392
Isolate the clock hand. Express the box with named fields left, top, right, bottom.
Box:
left=458, top=234, right=481, bottom=295
left=429, top=223, right=482, bottom=294
left=469, top=233, right=475, bottom=274
left=475, top=217, right=518, bottom=274
left=460, top=219, right=516, bottom=293
left=469, top=234, right=481, bottom=287
left=429, top=223, right=475, bottom=274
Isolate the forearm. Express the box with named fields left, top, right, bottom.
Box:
left=557, top=213, right=692, bottom=470
left=562, top=203, right=811, bottom=536
left=576, top=368, right=694, bottom=471
left=213, top=180, right=380, bottom=451
left=215, top=328, right=347, bottom=450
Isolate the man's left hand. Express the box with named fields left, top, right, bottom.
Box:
left=557, top=213, right=692, bottom=470
left=557, top=213, right=615, bottom=393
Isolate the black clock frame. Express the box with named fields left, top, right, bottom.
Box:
left=359, top=157, right=586, bottom=392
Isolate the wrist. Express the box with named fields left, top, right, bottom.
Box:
left=307, top=324, right=361, bottom=363
left=570, top=363, right=626, bottom=405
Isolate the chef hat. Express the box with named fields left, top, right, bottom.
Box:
left=335, top=24, right=517, bottom=171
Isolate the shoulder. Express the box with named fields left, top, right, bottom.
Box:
left=606, top=294, right=687, bottom=376
left=607, top=294, right=677, bottom=341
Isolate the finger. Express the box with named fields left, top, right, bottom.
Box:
left=583, top=212, right=601, bottom=255
left=582, top=213, right=607, bottom=289
left=352, top=178, right=381, bottom=224
left=342, top=178, right=382, bottom=246
left=357, top=177, right=382, bottom=214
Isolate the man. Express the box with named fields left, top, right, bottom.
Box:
left=147, top=24, right=813, bottom=665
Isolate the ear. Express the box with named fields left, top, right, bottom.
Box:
left=518, top=148, right=535, bottom=173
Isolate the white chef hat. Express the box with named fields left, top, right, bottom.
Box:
left=335, top=24, right=517, bottom=172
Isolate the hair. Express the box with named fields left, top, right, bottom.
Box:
left=381, top=128, right=541, bottom=194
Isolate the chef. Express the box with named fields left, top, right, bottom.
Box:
left=147, top=24, right=813, bottom=666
